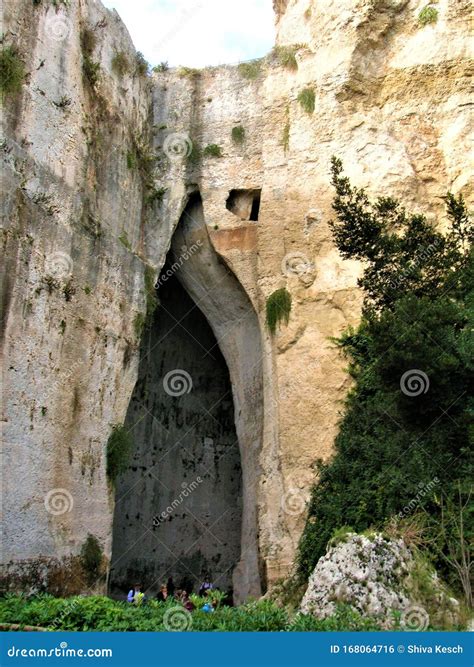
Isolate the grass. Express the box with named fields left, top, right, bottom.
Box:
left=0, top=596, right=382, bottom=632
left=418, top=5, right=438, bottom=25
left=0, top=46, right=25, bottom=97
left=231, top=125, right=245, bottom=144
left=237, top=60, right=262, bottom=80
left=203, top=144, right=222, bottom=158
left=297, top=87, right=315, bottom=113
left=266, top=288, right=292, bottom=334
left=271, top=44, right=306, bottom=71
left=106, top=425, right=133, bottom=483
left=111, top=52, right=130, bottom=77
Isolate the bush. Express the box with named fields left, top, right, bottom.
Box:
left=418, top=5, right=438, bottom=25
left=266, top=288, right=292, bottom=334
left=297, top=160, right=473, bottom=601
left=112, top=52, right=130, bottom=77
left=238, top=60, right=262, bottom=80
left=178, top=66, right=200, bottom=79
left=106, top=425, right=133, bottom=483
left=0, top=596, right=382, bottom=632
left=231, top=125, right=245, bottom=144
left=135, top=52, right=149, bottom=76
left=153, top=62, right=169, bottom=73
left=203, top=143, right=222, bottom=158
left=271, top=44, right=305, bottom=71
left=0, top=46, right=25, bottom=97
left=297, top=87, right=315, bottom=113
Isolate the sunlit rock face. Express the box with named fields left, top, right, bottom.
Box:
left=1, top=0, right=472, bottom=596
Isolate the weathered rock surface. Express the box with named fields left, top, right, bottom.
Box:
left=1, top=0, right=472, bottom=597
left=300, top=532, right=461, bottom=629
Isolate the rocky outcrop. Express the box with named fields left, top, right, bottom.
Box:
left=1, top=0, right=472, bottom=597
left=300, top=532, right=461, bottom=629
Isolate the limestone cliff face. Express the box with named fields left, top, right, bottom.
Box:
left=1, top=0, right=471, bottom=597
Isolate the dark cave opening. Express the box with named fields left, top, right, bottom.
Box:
left=109, top=260, right=243, bottom=599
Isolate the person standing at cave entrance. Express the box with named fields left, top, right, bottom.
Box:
left=199, top=574, right=214, bottom=597
left=127, top=583, right=143, bottom=604
left=167, top=576, right=175, bottom=598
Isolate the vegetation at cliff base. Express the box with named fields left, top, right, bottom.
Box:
left=298, top=158, right=473, bottom=608
left=266, top=288, right=292, bottom=334
left=0, top=46, right=25, bottom=97
left=106, top=425, right=133, bottom=483
left=0, top=595, right=382, bottom=632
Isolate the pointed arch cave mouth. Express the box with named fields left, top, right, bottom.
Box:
left=110, top=193, right=264, bottom=604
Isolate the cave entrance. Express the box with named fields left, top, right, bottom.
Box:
left=110, top=194, right=263, bottom=603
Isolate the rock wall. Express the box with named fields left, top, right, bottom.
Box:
left=1, top=0, right=472, bottom=596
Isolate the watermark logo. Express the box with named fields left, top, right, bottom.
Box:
left=45, top=251, right=73, bottom=280
left=163, top=606, right=193, bottom=631
left=163, top=370, right=193, bottom=396
left=45, top=15, right=73, bottom=41
left=153, top=477, right=203, bottom=527
left=401, top=605, right=429, bottom=631
left=400, top=370, right=430, bottom=397
left=280, top=487, right=306, bottom=516
left=281, top=251, right=312, bottom=278
left=163, top=133, right=193, bottom=162
left=44, top=488, right=74, bottom=515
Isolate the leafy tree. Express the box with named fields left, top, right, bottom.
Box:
left=298, top=160, right=473, bottom=605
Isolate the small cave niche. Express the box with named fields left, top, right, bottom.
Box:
left=226, top=188, right=261, bottom=222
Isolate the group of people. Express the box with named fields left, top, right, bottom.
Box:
left=127, top=575, right=216, bottom=612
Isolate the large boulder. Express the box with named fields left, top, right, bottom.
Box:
left=300, top=532, right=461, bottom=629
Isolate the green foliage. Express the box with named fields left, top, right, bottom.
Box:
left=282, top=104, right=290, bottom=152
left=147, top=186, right=166, bottom=206
left=237, top=60, right=262, bottom=80
left=266, top=288, right=292, bottom=334
left=327, top=526, right=354, bottom=549
left=153, top=62, right=169, bottom=73
left=80, top=27, right=96, bottom=56
left=297, top=87, right=315, bottom=113
left=418, top=5, right=438, bottom=26
left=144, top=265, right=158, bottom=321
left=297, top=160, right=473, bottom=603
left=231, top=125, right=245, bottom=144
left=178, top=66, right=200, bottom=79
left=83, top=56, right=100, bottom=87
left=329, top=157, right=473, bottom=313
left=0, top=46, right=25, bottom=97
left=135, top=52, right=149, bottom=76
left=126, top=151, right=136, bottom=170
left=203, top=143, right=222, bottom=158
left=133, top=312, right=146, bottom=339
left=106, top=424, right=133, bottom=483
left=53, top=95, right=72, bottom=110
left=0, top=596, right=382, bottom=632
left=118, top=231, right=131, bottom=250
left=111, top=52, right=130, bottom=77
left=80, top=535, right=103, bottom=585
left=271, top=44, right=305, bottom=71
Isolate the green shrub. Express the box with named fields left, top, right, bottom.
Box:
left=106, top=425, right=133, bottom=483
left=153, top=62, right=169, bottom=73
left=203, top=143, right=222, bottom=158
left=418, top=5, right=438, bottom=26
left=297, top=87, right=315, bottom=113
left=80, top=27, right=96, bottom=56
left=0, top=596, right=384, bottom=631
left=271, top=44, right=305, bottom=71
left=282, top=105, right=290, bottom=152
left=133, top=312, right=146, bottom=338
left=126, top=151, right=136, bottom=170
left=266, top=288, right=292, bottom=334
left=147, top=186, right=167, bottom=206
left=80, top=535, right=103, bottom=585
left=237, top=60, right=262, bottom=80
left=135, top=52, right=149, bottom=76
left=231, top=125, right=245, bottom=144
left=178, top=66, right=200, bottom=78
left=0, top=46, right=25, bottom=97
left=111, top=52, right=130, bottom=77
left=297, top=159, right=473, bottom=594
